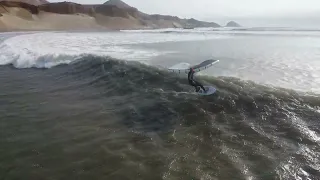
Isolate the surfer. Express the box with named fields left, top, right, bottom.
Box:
left=188, top=68, right=206, bottom=92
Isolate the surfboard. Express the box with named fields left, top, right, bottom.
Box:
left=168, top=59, right=219, bottom=74
left=197, top=86, right=217, bottom=96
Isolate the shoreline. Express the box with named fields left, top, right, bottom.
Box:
left=0, top=27, right=182, bottom=33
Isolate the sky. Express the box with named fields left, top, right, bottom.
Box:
left=49, top=0, right=320, bottom=27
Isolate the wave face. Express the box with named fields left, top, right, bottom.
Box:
left=0, top=55, right=319, bottom=180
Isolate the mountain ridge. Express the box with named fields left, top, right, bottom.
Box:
left=0, top=0, right=240, bottom=31
left=226, top=21, right=241, bottom=27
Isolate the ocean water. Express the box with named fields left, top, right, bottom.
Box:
left=0, top=28, right=319, bottom=180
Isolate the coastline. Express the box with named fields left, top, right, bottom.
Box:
left=0, top=0, right=223, bottom=33
left=0, top=12, right=185, bottom=32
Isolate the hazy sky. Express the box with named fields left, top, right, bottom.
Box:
left=50, top=0, right=320, bottom=27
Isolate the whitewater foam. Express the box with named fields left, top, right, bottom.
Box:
left=0, top=31, right=225, bottom=68
left=122, top=27, right=320, bottom=37
left=1, top=30, right=320, bottom=94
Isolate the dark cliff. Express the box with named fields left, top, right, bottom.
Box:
left=94, top=4, right=139, bottom=18
left=0, top=0, right=48, bottom=6
left=103, top=0, right=132, bottom=9
left=39, top=2, right=95, bottom=15
left=0, top=1, right=39, bottom=14
left=39, top=2, right=139, bottom=18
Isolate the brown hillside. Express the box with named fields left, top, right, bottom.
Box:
left=0, top=0, right=222, bottom=31
left=0, top=0, right=48, bottom=6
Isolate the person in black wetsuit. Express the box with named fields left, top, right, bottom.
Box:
left=188, top=68, right=206, bottom=92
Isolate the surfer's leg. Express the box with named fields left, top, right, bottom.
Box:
left=194, top=81, right=206, bottom=92
left=199, top=84, right=206, bottom=92
left=189, top=81, right=197, bottom=91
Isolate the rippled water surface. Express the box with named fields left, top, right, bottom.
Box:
left=0, top=29, right=319, bottom=180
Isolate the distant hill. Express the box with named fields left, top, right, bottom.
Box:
left=103, top=0, right=132, bottom=9
left=186, top=18, right=220, bottom=28
left=226, top=21, right=241, bottom=27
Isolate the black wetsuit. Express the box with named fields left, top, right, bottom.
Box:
left=188, top=70, right=206, bottom=92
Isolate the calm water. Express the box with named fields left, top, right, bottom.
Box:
left=0, top=29, right=319, bottom=180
